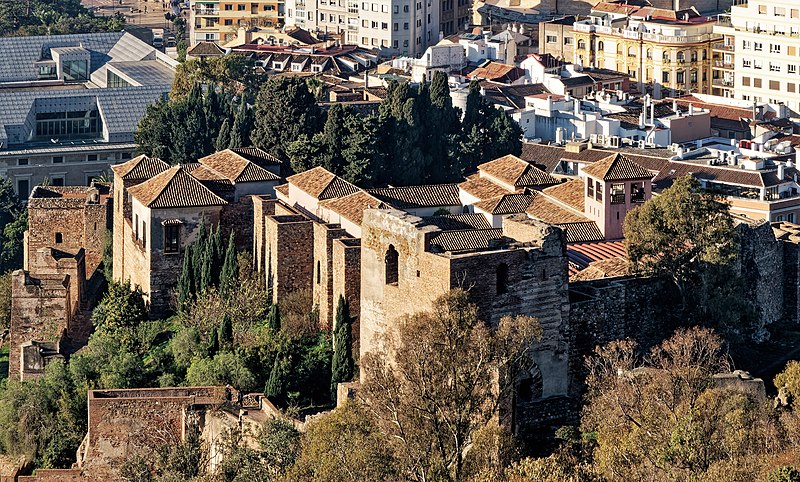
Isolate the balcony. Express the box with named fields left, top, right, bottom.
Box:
left=610, top=193, right=626, bottom=205
left=713, top=60, right=734, bottom=69
left=194, top=7, right=219, bottom=15
left=573, top=22, right=595, bottom=33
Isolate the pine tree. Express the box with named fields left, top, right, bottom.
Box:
left=220, top=231, right=238, bottom=294
left=265, top=304, right=280, bottom=333
left=331, top=295, right=354, bottom=396
left=215, top=118, right=231, bottom=152
left=177, top=244, right=193, bottom=311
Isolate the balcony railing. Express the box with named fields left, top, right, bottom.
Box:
left=631, top=193, right=645, bottom=203
left=712, top=78, right=734, bottom=87
left=713, top=60, right=734, bottom=69
left=611, top=193, right=626, bottom=205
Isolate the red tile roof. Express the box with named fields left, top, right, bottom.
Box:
left=478, top=154, right=559, bottom=188
left=111, top=155, right=169, bottom=180
left=368, top=184, right=461, bottom=209
left=286, top=166, right=360, bottom=200
left=198, top=150, right=281, bottom=183
left=567, top=239, right=628, bottom=277
left=474, top=193, right=535, bottom=215
left=127, top=166, right=227, bottom=209
left=582, top=153, right=654, bottom=181
left=427, top=228, right=505, bottom=253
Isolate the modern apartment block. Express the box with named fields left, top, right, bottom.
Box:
left=712, top=0, right=800, bottom=113
left=543, top=2, right=719, bottom=99
left=190, top=0, right=285, bottom=45
left=285, top=0, right=439, bottom=56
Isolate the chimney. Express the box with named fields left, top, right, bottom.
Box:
left=688, top=103, right=694, bottom=116
left=673, top=99, right=679, bottom=113
left=574, top=98, right=581, bottom=116
left=778, top=162, right=786, bottom=180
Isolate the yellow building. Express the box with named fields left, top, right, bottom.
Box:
left=190, top=1, right=284, bottom=45
left=544, top=2, right=719, bottom=99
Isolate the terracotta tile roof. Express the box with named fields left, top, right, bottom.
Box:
left=198, top=150, right=281, bottom=183
left=474, top=193, right=535, bottom=215
left=467, top=62, right=526, bottom=83
left=318, top=190, right=388, bottom=225
left=127, top=165, right=227, bottom=209
left=286, top=166, right=359, bottom=200
left=368, top=184, right=461, bottom=209
left=420, top=213, right=492, bottom=231
left=582, top=153, right=654, bottom=181
left=274, top=184, right=289, bottom=197
left=543, top=179, right=585, bottom=211
left=229, top=147, right=283, bottom=166
left=427, top=228, right=505, bottom=253
left=526, top=193, right=588, bottom=224
left=571, top=257, right=629, bottom=281
left=458, top=176, right=514, bottom=201
left=567, top=239, right=628, bottom=277
left=111, top=155, right=169, bottom=180
left=478, top=154, right=559, bottom=188
left=557, top=221, right=604, bottom=243
left=187, top=41, right=225, bottom=57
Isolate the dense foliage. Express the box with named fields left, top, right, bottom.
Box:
left=135, top=84, right=253, bottom=165
left=624, top=176, right=755, bottom=335
left=0, top=0, right=124, bottom=36
left=0, top=180, right=26, bottom=275
left=137, top=73, right=522, bottom=186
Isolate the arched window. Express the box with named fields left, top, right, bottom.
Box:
left=577, top=39, right=586, bottom=50
left=55, top=232, right=63, bottom=244
left=646, top=48, right=652, bottom=59
left=597, top=41, right=604, bottom=51
left=677, top=51, right=685, bottom=61
left=496, top=263, right=509, bottom=295
left=385, top=245, right=398, bottom=285
left=627, top=46, right=636, bottom=58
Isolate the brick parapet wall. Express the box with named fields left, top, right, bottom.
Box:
left=265, top=215, right=314, bottom=304
left=332, top=238, right=361, bottom=356
left=312, top=223, right=348, bottom=330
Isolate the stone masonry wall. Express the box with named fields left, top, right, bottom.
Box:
left=737, top=221, right=784, bottom=340
left=9, top=271, right=71, bottom=380
left=312, top=223, right=348, bottom=330
left=265, top=215, right=314, bottom=304
left=332, top=238, right=361, bottom=356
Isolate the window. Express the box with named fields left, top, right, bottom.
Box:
left=563, top=37, right=573, bottom=45
left=381, top=22, right=388, bottom=29
left=496, top=263, right=509, bottom=295
left=743, top=59, right=752, bottom=68
left=770, top=63, right=781, bottom=72
left=393, top=4, right=398, bottom=12
left=577, top=39, right=586, bottom=50
left=610, top=183, right=625, bottom=204
left=754, top=59, right=763, bottom=69
left=371, top=21, right=378, bottom=28
left=742, top=76, right=751, bottom=86
left=771, top=44, right=781, bottom=54
left=237, top=3, right=246, bottom=10
left=63, top=59, right=88, bottom=81
left=790, top=65, right=798, bottom=74
left=53, top=156, right=63, bottom=164
left=51, top=177, right=64, bottom=186
left=789, top=83, right=796, bottom=93
left=754, top=78, right=762, bottom=88
left=164, top=225, right=180, bottom=253
left=743, top=40, right=751, bottom=50
left=404, top=22, right=408, bottom=29
left=754, top=42, right=763, bottom=51
left=758, top=4, right=766, bottom=14
left=362, top=19, right=368, bottom=27
left=393, top=22, right=398, bottom=31
left=598, top=41, right=604, bottom=50
left=35, top=110, right=101, bottom=140
left=631, top=182, right=645, bottom=203
left=662, top=71, right=670, bottom=83
left=17, top=158, right=28, bottom=166
left=55, top=232, right=63, bottom=244
left=546, top=35, right=556, bottom=43
left=595, top=180, right=602, bottom=202
left=224, top=3, right=233, bottom=9
left=770, top=80, right=780, bottom=90
left=224, top=19, right=232, bottom=25
left=385, top=245, right=398, bottom=285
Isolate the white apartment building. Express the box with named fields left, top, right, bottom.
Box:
left=713, top=0, right=800, bottom=113
left=286, top=0, right=439, bottom=56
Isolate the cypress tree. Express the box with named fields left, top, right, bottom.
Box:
left=190, top=222, right=207, bottom=296
left=177, top=244, right=193, bottom=311
left=207, top=326, right=219, bottom=355
left=209, top=226, right=223, bottom=288
left=331, top=295, right=354, bottom=395
left=218, top=313, right=233, bottom=348
left=215, top=118, right=231, bottom=152
left=200, top=238, right=213, bottom=294
left=228, top=96, right=250, bottom=149
left=265, top=304, right=280, bottom=333
left=220, top=231, right=238, bottom=294
left=265, top=355, right=290, bottom=402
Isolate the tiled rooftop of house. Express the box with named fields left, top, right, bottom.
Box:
left=582, top=153, right=654, bottom=181
left=127, top=165, right=227, bottom=209
left=427, top=228, right=506, bottom=253
left=459, top=176, right=515, bottom=200
left=478, top=154, right=559, bottom=188
left=474, top=193, right=535, bottom=215
left=318, top=190, right=388, bottom=225
left=286, top=166, right=360, bottom=200
left=567, top=239, right=628, bottom=278
left=110, top=155, right=170, bottom=180
left=368, top=184, right=462, bottom=209
left=198, top=150, right=281, bottom=183
left=420, top=213, right=493, bottom=231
